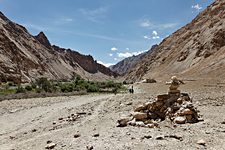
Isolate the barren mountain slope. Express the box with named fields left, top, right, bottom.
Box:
left=125, top=0, right=225, bottom=81
left=0, top=12, right=117, bottom=83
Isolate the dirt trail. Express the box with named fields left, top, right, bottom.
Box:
left=0, top=80, right=225, bottom=150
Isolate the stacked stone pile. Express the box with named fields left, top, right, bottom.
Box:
left=117, top=76, right=202, bottom=128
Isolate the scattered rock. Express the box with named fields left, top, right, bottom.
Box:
left=197, top=139, right=206, bottom=146
left=126, top=102, right=133, bottom=105
left=52, top=121, right=56, bottom=125
left=132, top=112, right=148, bottom=120
left=93, top=133, right=99, bottom=137
left=165, top=135, right=183, bottom=141
left=221, top=121, right=225, bottom=124
left=77, top=112, right=87, bottom=115
left=174, top=116, right=186, bottom=124
left=45, top=143, right=56, bottom=149
left=58, top=118, right=63, bottom=121
left=74, top=134, right=81, bottom=138
left=117, top=116, right=133, bottom=127
left=86, top=145, right=94, bottom=150
left=134, top=104, right=146, bottom=112
left=156, top=135, right=164, bottom=140
left=46, top=140, right=52, bottom=144
left=32, top=129, right=37, bottom=132
left=9, top=136, right=15, bottom=140
left=141, top=135, right=152, bottom=139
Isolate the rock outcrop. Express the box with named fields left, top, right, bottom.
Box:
left=124, top=0, right=225, bottom=81
left=0, top=11, right=117, bottom=83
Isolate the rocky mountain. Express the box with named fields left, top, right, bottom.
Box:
left=0, top=11, right=117, bottom=83
left=110, top=45, right=158, bottom=75
left=124, top=0, right=225, bottom=81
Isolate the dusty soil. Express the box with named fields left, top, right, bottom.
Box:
left=0, top=79, right=225, bottom=150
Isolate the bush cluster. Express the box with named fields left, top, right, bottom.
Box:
left=1, top=77, right=126, bottom=95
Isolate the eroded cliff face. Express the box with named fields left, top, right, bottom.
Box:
left=124, top=0, right=225, bottom=81
left=0, top=12, right=117, bottom=83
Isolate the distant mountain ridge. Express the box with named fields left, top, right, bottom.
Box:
left=123, top=0, right=225, bottom=81
left=0, top=11, right=117, bottom=83
left=109, top=44, right=158, bottom=75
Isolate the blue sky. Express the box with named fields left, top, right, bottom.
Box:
left=0, top=0, right=214, bottom=67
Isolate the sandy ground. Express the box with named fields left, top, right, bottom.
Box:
left=0, top=79, right=225, bottom=150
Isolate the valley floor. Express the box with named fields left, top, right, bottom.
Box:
left=0, top=79, right=225, bottom=150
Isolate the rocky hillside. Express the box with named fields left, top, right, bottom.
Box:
left=0, top=11, right=117, bottom=83
left=124, top=0, right=225, bottom=81
left=110, top=45, right=158, bottom=75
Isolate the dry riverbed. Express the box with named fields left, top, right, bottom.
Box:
left=0, top=79, right=225, bottom=150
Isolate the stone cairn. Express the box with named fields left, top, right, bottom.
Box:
left=117, top=76, right=202, bottom=128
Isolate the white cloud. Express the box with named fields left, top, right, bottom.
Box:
left=140, top=19, right=178, bottom=29
left=117, top=50, right=148, bottom=58
left=97, top=60, right=114, bottom=67
left=140, top=20, right=153, bottom=27
left=192, top=4, right=202, bottom=11
left=152, top=30, right=160, bottom=39
left=109, top=53, right=113, bottom=57
left=144, top=35, right=151, bottom=40
left=152, top=30, right=158, bottom=36
left=144, top=30, right=160, bottom=40
left=111, top=47, right=118, bottom=51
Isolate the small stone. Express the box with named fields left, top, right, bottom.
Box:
left=93, top=133, right=99, bottom=137
left=181, top=108, right=193, bottom=115
left=142, top=135, right=152, bottom=139
left=132, top=112, right=148, bottom=120
left=117, top=116, right=132, bottom=127
left=126, top=102, right=133, bottom=105
left=198, top=118, right=204, bottom=122
left=74, top=134, right=81, bottom=138
left=221, top=121, right=225, bottom=124
left=145, top=124, right=155, bottom=128
left=86, top=145, right=94, bottom=150
left=45, top=143, right=56, bottom=149
left=58, top=117, right=63, bottom=120
left=174, top=116, right=186, bottom=124
left=32, top=129, right=37, bottom=132
left=197, top=139, right=206, bottom=146
left=156, top=135, right=164, bottom=140
left=157, top=94, right=170, bottom=101
left=46, top=140, right=52, bottom=144
left=9, top=136, right=15, bottom=140
left=134, top=104, right=146, bottom=112
left=52, top=121, right=56, bottom=125
left=128, top=118, right=136, bottom=126
left=135, top=121, right=145, bottom=127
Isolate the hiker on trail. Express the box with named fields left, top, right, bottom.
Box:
left=129, top=86, right=134, bottom=94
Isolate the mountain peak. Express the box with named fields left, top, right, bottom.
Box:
left=35, top=31, right=51, bottom=49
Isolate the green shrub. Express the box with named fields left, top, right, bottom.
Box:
left=60, top=83, right=74, bottom=93
left=87, top=84, right=99, bottom=92
left=16, top=86, right=26, bottom=93
left=36, top=77, right=53, bottom=92
left=25, top=85, right=32, bottom=91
